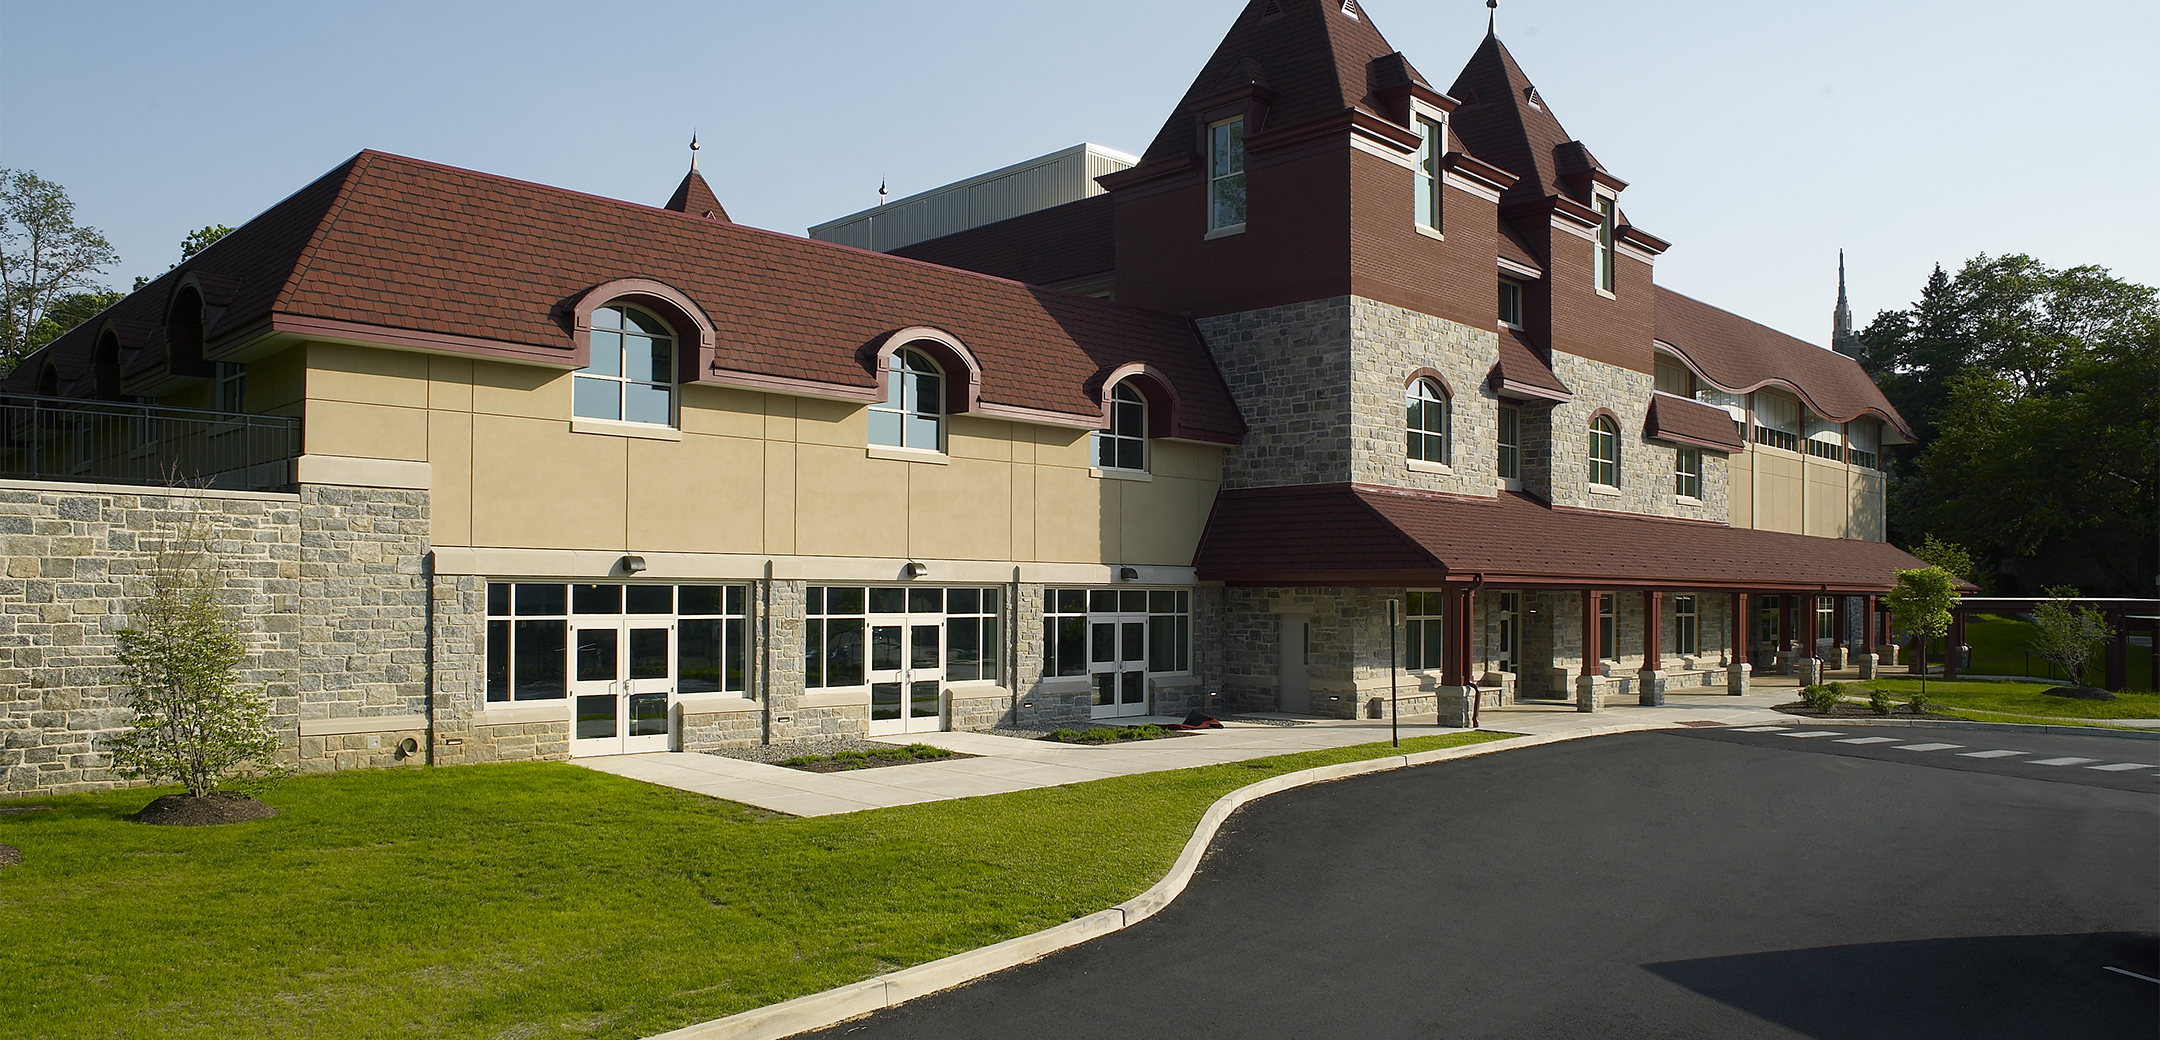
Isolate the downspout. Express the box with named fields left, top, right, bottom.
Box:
left=1011, top=566, right=1023, bottom=727
left=1467, top=574, right=1487, bottom=730
left=761, top=559, right=773, bottom=747
left=423, top=551, right=436, bottom=766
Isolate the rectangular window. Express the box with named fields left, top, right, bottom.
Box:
left=1046, top=588, right=1190, bottom=676
left=1594, top=197, right=1617, bottom=294
left=1849, top=420, right=1880, bottom=470
left=805, top=586, right=867, bottom=688
left=1599, top=592, right=1618, bottom=662
left=215, top=362, right=247, bottom=414
left=1497, top=404, right=1519, bottom=481
left=1209, top=117, right=1247, bottom=231
left=1404, top=590, right=1445, bottom=671
left=1414, top=116, right=1444, bottom=231
left=1816, top=596, right=1836, bottom=641
left=943, top=587, right=1002, bottom=683
left=1654, top=360, right=1692, bottom=396
left=1674, top=596, right=1699, bottom=656
left=1752, top=393, right=1801, bottom=453
left=1498, top=279, right=1523, bottom=330
left=485, top=582, right=745, bottom=701
left=1675, top=446, right=1702, bottom=499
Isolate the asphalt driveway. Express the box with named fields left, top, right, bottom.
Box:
left=799, top=728, right=2159, bottom=1039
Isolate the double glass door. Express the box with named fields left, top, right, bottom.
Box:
left=868, top=587, right=945, bottom=735
left=1495, top=592, right=1519, bottom=674
left=1092, top=608, right=1150, bottom=719
left=570, top=620, right=675, bottom=756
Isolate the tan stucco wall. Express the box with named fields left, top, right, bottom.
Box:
left=297, top=342, right=1224, bottom=566
left=1727, top=443, right=1886, bottom=541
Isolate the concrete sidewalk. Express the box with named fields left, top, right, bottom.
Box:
left=578, top=689, right=1804, bottom=816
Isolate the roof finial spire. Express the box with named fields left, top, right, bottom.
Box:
left=689, top=131, right=700, bottom=171
left=1487, top=0, right=1498, bottom=38
left=878, top=179, right=889, bottom=206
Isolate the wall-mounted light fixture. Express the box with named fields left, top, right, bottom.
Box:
left=904, top=561, right=930, bottom=580
left=622, top=555, right=648, bottom=574
left=1118, top=566, right=1141, bottom=582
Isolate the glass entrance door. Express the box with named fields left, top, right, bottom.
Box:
left=1091, top=605, right=1150, bottom=719
left=1495, top=592, right=1520, bottom=674
left=867, top=587, right=945, bottom=736
left=569, top=621, right=676, bottom=756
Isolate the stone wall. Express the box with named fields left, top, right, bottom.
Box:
left=1197, top=299, right=1354, bottom=490
left=1545, top=351, right=1730, bottom=523
left=1347, top=298, right=1505, bottom=497
left=293, top=485, right=433, bottom=770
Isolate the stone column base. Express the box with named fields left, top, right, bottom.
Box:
left=1856, top=653, right=1879, bottom=680
left=1796, top=656, right=1824, bottom=685
left=1727, top=662, right=1751, bottom=696
left=1637, top=669, right=1668, bottom=706
left=1831, top=646, right=1850, bottom=669
left=1433, top=686, right=1474, bottom=728
left=1576, top=674, right=1604, bottom=713
left=1882, top=643, right=1900, bottom=667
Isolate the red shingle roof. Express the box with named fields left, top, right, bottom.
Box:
left=1195, top=484, right=1928, bottom=591
left=12, top=152, right=1244, bottom=443
left=1490, top=327, right=1571, bottom=402
left=1645, top=391, right=1747, bottom=452
left=1654, top=287, right=1911, bottom=440
left=1446, top=34, right=1586, bottom=207
left=663, top=168, right=731, bottom=222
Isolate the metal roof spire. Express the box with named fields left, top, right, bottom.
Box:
left=689, top=132, right=700, bottom=171
left=1487, top=0, right=1498, bottom=38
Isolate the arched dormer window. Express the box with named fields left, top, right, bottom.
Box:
left=1589, top=415, right=1620, bottom=488
left=1095, top=382, right=1147, bottom=471
left=576, top=304, right=676, bottom=426
left=869, top=348, right=942, bottom=451
left=37, top=363, right=59, bottom=397
left=94, top=331, right=122, bottom=400
left=1406, top=377, right=1451, bottom=465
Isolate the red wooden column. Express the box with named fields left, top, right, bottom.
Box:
left=2104, top=610, right=2129, bottom=691
left=1643, top=590, right=1662, bottom=671
left=1455, top=586, right=1476, bottom=684
left=1582, top=589, right=1601, bottom=675
left=1832, top=595, right=1848, bottom=657
left=1440, top=585, right=1465, bottom=689
left=1945, top=607, right=1967, bottom=679
left=1861, top=596, right=1877, bottom=656
left=1732, top=591, right=1749, bottom=663
left=1778, top=596, right=1793, bottom=660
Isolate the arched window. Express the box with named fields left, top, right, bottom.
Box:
left=1406, top=378, right=1451, bottom=465
left=576, top=304, right=676, bottom=425
left=1588, top=416, right=1620, bottom=488
left=1095, top=382, right=1147, bottom=471
left=869, top=348, right=942, bottom=450
left=37, top=363, right=59, bottom=397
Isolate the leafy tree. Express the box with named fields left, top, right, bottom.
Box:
left=1886, top=566, right=1960, bottom=696
left=21, top=288, right=126, bottom=356
left=104, top=513, right=287, bottom=797
left=2029, top=586, right=2113, bottom=688
left=1907, top=534, right=1976, bottom=585
left=0, top=169, right=120, bottom=374
left=178, top=224, right=235, bottom=262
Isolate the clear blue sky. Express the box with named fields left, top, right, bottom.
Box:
left=2, top=0, right=2152, bottom=344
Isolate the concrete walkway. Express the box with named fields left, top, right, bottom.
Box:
left=578, top=689, right=1807, bottom=817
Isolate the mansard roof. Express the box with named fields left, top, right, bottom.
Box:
left=8, top=151, right=1243, bottom=443
left=1139, top=0, right=1433, bottom=163
left=1654, top=287, right=1913, bottom=442
left=1446, top=34, right=1595, bottom=207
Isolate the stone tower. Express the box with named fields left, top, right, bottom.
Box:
left=1832, top=250, right=1861, bottom=359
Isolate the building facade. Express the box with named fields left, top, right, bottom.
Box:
left=4, top=0, right=1922, bottom=797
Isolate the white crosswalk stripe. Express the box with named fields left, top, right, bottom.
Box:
left=1959, top=750, right=2026, bottom=759
left=1734, top=726, right=1791, bottom=733
left=1781, top=731, right=1843, bottom=738
left=2030, top=757, right=2100, bottom=767
left=2087, top=763, right=2156, bottom=772
left=1895, top=743, right=1963, bottom=752
left=1836, top=737, right=1898, bottom=745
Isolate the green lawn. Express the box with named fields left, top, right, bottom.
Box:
left=0, top=731, right=1507, bottom=1040
left=1946, top=613, right=2155, bottom=691
left=1860, top=677, right=2160, bottom=728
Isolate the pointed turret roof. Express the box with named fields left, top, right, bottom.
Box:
left=1139, top=0, right=1432, bottom=162
left=664, top=167, right=730, bottom=222
left=1446, top=33, right=1599, bottom=206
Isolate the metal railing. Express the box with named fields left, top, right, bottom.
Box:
left=0, top=393, right=301, bottom=492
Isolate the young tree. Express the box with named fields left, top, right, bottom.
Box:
left=0, top=169, right=120, bottom=374
left=1886, top=566, right=1960, bottom=696
left=2029, top=586, right=2114, bottom=688
left=1908, top=535, right=1977, bottom=585
left=104, top=514, right=287, bottom=797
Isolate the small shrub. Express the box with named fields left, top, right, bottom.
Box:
left=833, top=751, right=869, bottom=762
left=1868, top=689, right=1895, bottom=716
left=904, top=744, right=954, bottom=759
left=868, top=747, right=910, bottom=760
left=1829, top=682, right=1848, bottom=698
left=1907, top=693, right=1930, bottom=715
left=1049, top=729, right=1083, bottom=743
left=1802, top=684, right=1843, bottom=713
left=781, top=755, right=818, bottom=767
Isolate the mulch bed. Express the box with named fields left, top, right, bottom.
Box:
left=1774, top=701, right=1965, bottom=721
left=0, top=844, right=20, bottom=867
left=129, top=792, right=279, bottom=827
left=2043, top=686, right=2116, bottom=702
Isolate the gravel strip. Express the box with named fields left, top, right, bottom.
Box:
left=707, top=736, right=900, bottom=764
left=1224, top=715, right=1313, bottom=727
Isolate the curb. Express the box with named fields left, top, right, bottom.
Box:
left=1761, top=717, right=2160, bottom=740
left=645, top=723, right=1654, bottom=1040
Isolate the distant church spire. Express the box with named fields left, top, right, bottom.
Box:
left=1833, top=250, right=1861, bottom=359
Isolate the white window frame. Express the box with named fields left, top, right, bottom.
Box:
left=1498, top=278, right=1524, bottom=330
left=1407, top=378, right=1452, bottom=466
left=576, top=304, right=678, bottom=428
left=1414, top=116, right=1444, bottom=233
left=1593, top=195, right=1617, bottom=297
left=868, top=348, right=945, bottom=453
left=1497, top=403, right=1520, bottom=485
left=1589, top=416, right=1620, bottom=489
left=1093, top=382, right=1148, bottom=473
left=1675, top=446, right=1702, bottom=500
left=1674, top=595, right=1699, bottom=656
left=1207, top=116, right=1247, bottom=235
left=1404, top=590, right=1447, bottom=672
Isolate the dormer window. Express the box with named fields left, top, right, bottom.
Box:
left=576, top=304, right=676, bottom=426
left=1414, top=117, right=1444, bottom=232
left=869, top=348, right=943, bottom=451
left=1095, top=382, right=1148, bottom=472
left=1209, top=117, right=1247, bottom=233
left=1498, top=279, right=1524, bottom=330
left=1594, top=197, right=1617, bottom=295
